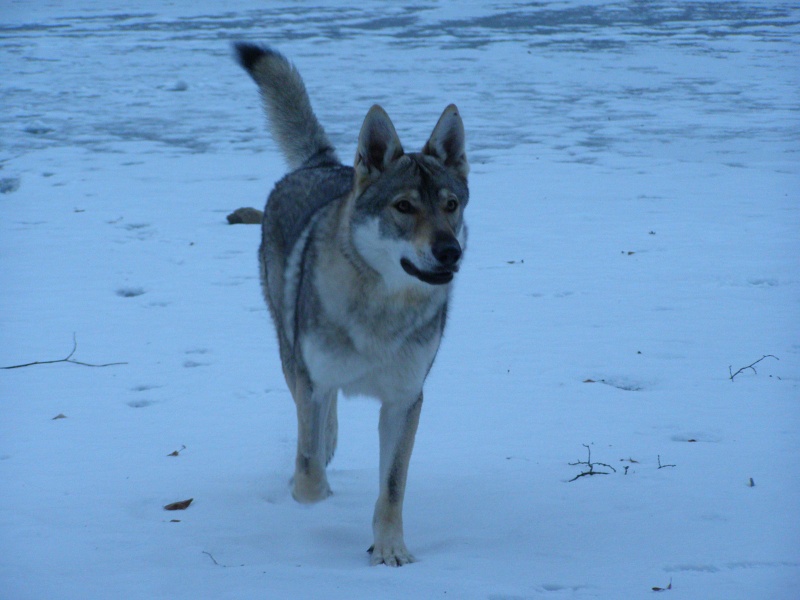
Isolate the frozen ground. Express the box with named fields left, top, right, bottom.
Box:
left=1, top=1, right=798, bottom=598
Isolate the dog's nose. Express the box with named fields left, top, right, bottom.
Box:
left=432, top=233, right=462, bottom=268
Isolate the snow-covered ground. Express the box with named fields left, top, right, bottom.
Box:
left=1, top=2, right=798, bottom=598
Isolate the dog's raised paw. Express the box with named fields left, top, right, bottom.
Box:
left=368, top=543, right=416, bottom=567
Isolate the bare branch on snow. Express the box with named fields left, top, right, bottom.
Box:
left=728, top=354, right=779, bottom=381
left=568, top=444, right=617, bottom=481
left=1, top=334, right=127, bottom=370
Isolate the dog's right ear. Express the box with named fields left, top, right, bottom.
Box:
left=354, top=105, right=404, bottom=189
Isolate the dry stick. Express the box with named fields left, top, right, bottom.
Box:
left=568, top=444, right=617, bottom=482
left=202, top=550, right=243, bottom=569
left=1, top=334, right=127, bottom=369
left=729, top=354, right=779, bottom=381
left=657, top=455, right=676, bottom=469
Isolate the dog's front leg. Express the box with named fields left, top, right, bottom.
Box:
left=369, top=393, right=423, bottom=566
left=291, top=371, right=335, bottom=503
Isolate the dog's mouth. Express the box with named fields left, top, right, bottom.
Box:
left=400, top=258, right=456, bottom=285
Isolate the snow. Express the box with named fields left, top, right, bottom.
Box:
left=1, top=1, right=798, bottom=598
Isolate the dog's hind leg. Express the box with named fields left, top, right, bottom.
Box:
left=369, top=393, right=423, bottom=566
left=291, top=370, right=335, bottom=503
left=324, top=394, right=338, bottom=466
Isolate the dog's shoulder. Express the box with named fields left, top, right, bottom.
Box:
left=264, top=164, right=353, bottom=253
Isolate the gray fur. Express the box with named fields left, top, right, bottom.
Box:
left=235, top=44, right=338, bottom=170
left=235, top=42, right=469, bottom=567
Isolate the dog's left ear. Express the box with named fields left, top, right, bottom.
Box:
left=423, top=104, right=469, bottom=180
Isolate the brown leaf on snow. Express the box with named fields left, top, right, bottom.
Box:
left=167, top=445, right=186, bottom=457
left=163, top=498, right=193, bottom=511
left=583, top=379, right=596, bottom=383
left=652, top=578, right=672, bottom=592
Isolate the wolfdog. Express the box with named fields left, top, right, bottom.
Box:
left=234, top=43, right=469, bottom=566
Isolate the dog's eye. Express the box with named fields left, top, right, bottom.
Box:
left=394, top=200, right=415, bottom=214
left=444, top=198, right=459, bottom=213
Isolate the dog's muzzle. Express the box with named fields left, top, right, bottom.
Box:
left=400, top=258, right=456, bottom=285
left=400, top=234, right=462, bottom=286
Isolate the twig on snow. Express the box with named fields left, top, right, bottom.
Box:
left=657, top=455, right=676, bottom=469
left=202, top=550, right=243, bottom=568
left=728, top=355, right=778, bottom=381
left=1, top=334, right=127, bottom=369
left=568, top=444, right=617, bottom=481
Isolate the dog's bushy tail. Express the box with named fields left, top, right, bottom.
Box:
left=235, top=43, right=339, bottom=170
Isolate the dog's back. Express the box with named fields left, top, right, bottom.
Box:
left=262, top=165, right=351, bottom=258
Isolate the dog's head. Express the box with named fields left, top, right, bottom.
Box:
left=350, top=105, right=469, bottom=289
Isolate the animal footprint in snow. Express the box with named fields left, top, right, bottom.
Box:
left=116, top=287, right=145, bottom=298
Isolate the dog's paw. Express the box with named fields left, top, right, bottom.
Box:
left=367, top=542, right=416, bottom=567
left=289, top=474, right=332, bottom=504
